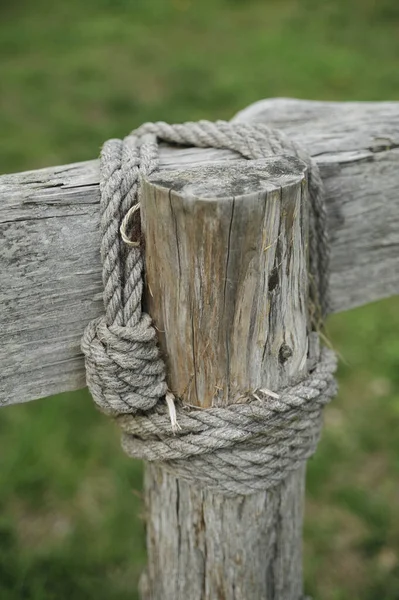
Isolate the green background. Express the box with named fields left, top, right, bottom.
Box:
left=1, top=1, right=398, bottom=598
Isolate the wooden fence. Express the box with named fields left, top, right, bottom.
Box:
left=1, top=98, right=398, bottom=599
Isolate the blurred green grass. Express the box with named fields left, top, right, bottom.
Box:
left=0, top=0, right=398, bottom=598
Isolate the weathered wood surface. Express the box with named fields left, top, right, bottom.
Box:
left=140, top=157, right=312, bottom=600
left=142, top=158, right=310, bottom=407
left=1, top=98, right=398, bottom=405
left=234, top=99, right=399, bottom=312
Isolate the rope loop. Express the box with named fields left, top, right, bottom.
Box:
left=81, top=120, right=337, bottom=496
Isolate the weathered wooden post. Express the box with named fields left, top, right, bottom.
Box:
left=2, top=98, right=398, bottom=600
left=135, top=155, right=314, bottom=599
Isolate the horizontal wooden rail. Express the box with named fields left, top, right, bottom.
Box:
left=1, top=98, right=398, bottom=406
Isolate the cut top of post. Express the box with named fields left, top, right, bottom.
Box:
left=141, top=155, right=309, bottom=409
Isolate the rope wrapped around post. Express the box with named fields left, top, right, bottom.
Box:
left=81, top=120, right=337, bottom=497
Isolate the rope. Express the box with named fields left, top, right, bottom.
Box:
left=81, top=120, right=337, bottom=496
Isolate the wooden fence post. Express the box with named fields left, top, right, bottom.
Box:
left=138, top=155, right=315, bottom=600
left=1, top=97, right=398, bottom=600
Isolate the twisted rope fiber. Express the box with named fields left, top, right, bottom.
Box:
left=81, top=120, right=337, bottom=497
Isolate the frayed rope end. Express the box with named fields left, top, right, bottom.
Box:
left=165, top=391, right=181, bottom=434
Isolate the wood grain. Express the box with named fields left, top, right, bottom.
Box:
left=0, top=98, right=398, bottom=405
left=140, top=156, right=312, bottom=600
left=234, top=98, right=399, bottom=313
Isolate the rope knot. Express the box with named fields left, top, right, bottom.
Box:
left=117, top=347, right=338, bottom=496
left=81, top=119, right=337, bottom=496
left=81, top=314, right=167, bottom=415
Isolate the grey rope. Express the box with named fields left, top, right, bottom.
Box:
left=81, top=120, right=337, bottom=496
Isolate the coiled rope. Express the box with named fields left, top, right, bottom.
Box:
left=81, top=120, right=337, bottom=496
